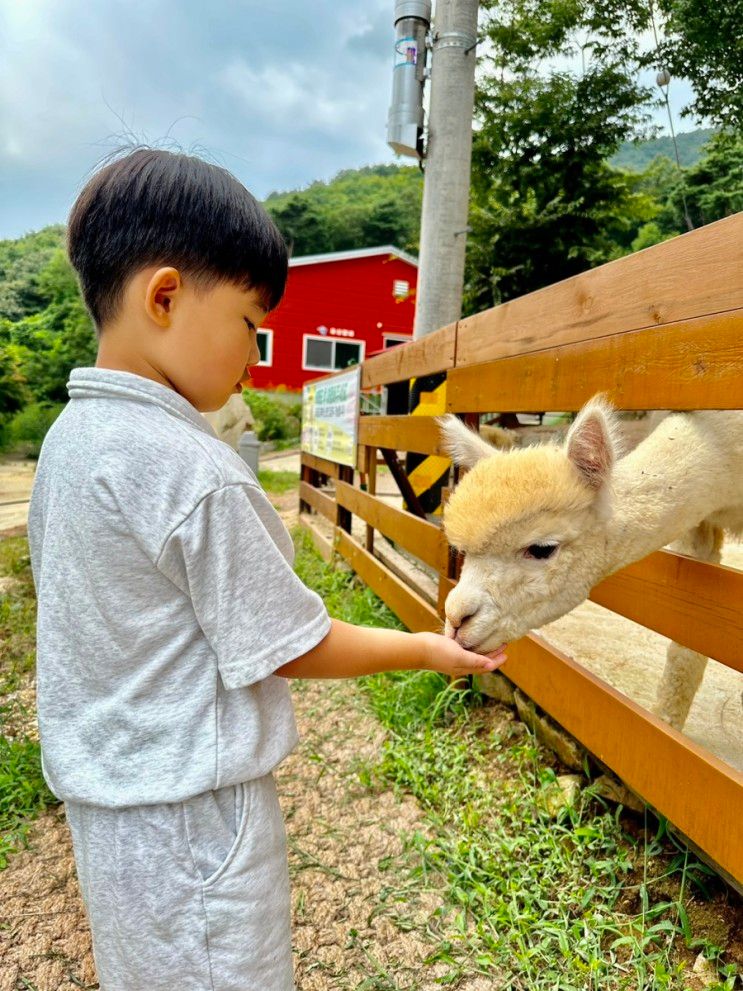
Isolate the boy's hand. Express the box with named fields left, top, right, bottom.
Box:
left=416, top=631, right=508, bottom=679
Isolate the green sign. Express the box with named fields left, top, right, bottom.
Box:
left=301, top=367, right=361, bottom=468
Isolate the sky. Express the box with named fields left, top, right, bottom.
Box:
left=0, top=0, right=698, bottom=241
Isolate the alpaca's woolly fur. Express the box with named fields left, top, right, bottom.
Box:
left=439, top=397, right=743, bottom=730
left=442, top=446, right=597, bottom=556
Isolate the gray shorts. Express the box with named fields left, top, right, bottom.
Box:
left=64, top=771, right=295, bottom=991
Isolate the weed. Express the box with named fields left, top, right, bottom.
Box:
left=258, top=469, right=300, bottom=494
left=0, top=536, right=58, bottom=869
left=292, top=529, right=741, bottom=990
left=0, top=537, right=37, bottom=699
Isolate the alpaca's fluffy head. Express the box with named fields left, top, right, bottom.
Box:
left=439, top=396, right=622, bottom=652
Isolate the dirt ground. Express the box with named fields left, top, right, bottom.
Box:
left=1, top=453, right=740, bottom=989
left=1, top=481, right=473, bottom=991
left=0, top=652, right=494, bottom=991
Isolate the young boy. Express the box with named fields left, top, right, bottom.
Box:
left=27, top=148, right=506, bottom=991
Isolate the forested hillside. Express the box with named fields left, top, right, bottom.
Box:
left=264, top=164, right=423, bottom=258
left=1, top=124, right=741, bottom=455
left=611, top=128, right=717, bottom=170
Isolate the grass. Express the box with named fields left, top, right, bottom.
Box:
left=0, top=536, right=57, bottom=868
left=258, top=468, right=300, bottom=494
left=292, top=527, right=741, bottom=991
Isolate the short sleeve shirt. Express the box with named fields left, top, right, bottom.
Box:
left=27, top=367, right=331, bottom=808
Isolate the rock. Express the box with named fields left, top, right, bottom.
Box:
left=474, top=671, right=515, bottom=705
left=692, top=951, right=720, bottom=987
left=539, top=775, right=582, bottom=817
left=592, top=774, right=645, bottom=814
left=513, top=690, right=586, bottom=771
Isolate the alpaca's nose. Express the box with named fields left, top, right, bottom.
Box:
left=449, top=615, right=477, bottom=643
left=445, top=591, right=485, bottom=640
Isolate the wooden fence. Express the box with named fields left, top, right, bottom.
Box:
left=298, top=214, right=743, bottom=886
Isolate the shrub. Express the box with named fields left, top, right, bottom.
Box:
left=243, top=391, right=300, bottom=442
left=7, top=402, right=64, bottom=457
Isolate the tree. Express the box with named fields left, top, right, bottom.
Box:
left=466, top=0, right=658, bottom=310
left=0, top=345, right=28, bottom=418
left=0, top=226, right=66, bottom=322
left=674, top=130, right=743, bottom=227
left=657, top=0, right=743, bottom=130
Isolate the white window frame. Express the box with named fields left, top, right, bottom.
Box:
left=256, top=328, right=273, bottom=366
left=302, top=334, right=365, bottom=372
left=383, top=333, right=412, bottom=349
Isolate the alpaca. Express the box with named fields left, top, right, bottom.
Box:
left=438, top=398, right=743, bottom=730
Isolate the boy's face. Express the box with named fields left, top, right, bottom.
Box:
left=106, top=266, right=270, bottom=413
left=155, top=274, right=268, bottom=413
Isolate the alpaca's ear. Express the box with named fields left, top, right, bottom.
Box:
left=437, top=414, right=498, bottom=469
left=565, top=396, right=621, bottom=490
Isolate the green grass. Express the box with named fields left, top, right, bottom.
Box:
left=0, top=536, right=58, bottom=868
left=0, top=735, right=55, bottom=868
left=0, top=537, right=37, bottom=698
left=258, top=468, right=300, bottom=494
left=291, top=528, right=740, bottom=990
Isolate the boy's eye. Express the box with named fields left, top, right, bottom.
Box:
left=244, top=318, right=256, bottom=332
left=524, top=543, right=559, bottom=560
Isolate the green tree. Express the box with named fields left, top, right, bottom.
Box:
left=657, top=0, right=743, bottom=130
left=0, top=346, right=28, bottom=418
left=0, top=226, right=65, bottom=321
left=466, top=0, right=658, bottom=310
left=265, top=164, right=423, bottom=257
left=674, top=130, right=743, bottom=227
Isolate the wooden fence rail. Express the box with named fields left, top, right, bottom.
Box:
left=298, top=214, right=743, bottom=887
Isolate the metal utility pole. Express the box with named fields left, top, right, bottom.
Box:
left=386, top=0, right=479, bottom=515
left=414, top=0, right=479, bottom=339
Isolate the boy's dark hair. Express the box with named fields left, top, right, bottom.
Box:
left=67, top=147, right=288, bottom=330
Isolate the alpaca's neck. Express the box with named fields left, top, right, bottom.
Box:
left=602, top=412, right=740, bottom=573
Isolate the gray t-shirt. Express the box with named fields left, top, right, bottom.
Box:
left=27, top=367, right=331, bottom=808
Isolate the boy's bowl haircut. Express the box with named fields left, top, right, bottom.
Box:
left=67, top=146, right=288, bottom=333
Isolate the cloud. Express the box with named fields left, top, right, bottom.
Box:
left=0, top=0, right=399, bottom=238
left=0, top=0, right=701, bottom=241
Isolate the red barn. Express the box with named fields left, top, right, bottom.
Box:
left=246, top=245, right=418, bottom=391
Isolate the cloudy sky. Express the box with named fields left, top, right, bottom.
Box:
left=1, top=0, right=696, bottom=241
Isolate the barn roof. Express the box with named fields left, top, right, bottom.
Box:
left=288, top=245, right=418, bottom=269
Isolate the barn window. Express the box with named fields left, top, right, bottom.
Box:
left=303, top=335, right=365, bottom=371
left=257, top=329, right=273, bottom=366
left=383, top=334, right=411, bottom=349
left=393, top=279, right=409, bottom=299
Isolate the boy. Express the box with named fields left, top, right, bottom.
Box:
left=27, top=147, right=506, bottom=991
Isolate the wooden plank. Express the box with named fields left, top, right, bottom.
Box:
left=447, top=311, right=743, bottom=412
left=298, top=513, right=334, bottom=562
left=361, top=323, right=457, bottom=388
left=501, top=633, right=743, bottom=884
left=359, top=415, right=451, bottom=456
left=300, top=451, right=345, bottom=479
left=456, top=214, right=743, bottom=367
left=380, top=448, right=427, bottom=519
left=591, top=551, right=743, bottom=674
left=364, top=446, right=377, bottom=554
left=335, top=480, right=449, bottom=572
left=356, top=444, right=373, bottom=474
left=438, top=552, right=743, bottom=672
left=335, top=530, right=440, bottom=633
left=337, top=464, right=354, bottom=533
left=298, top=481, right=336, bottom=523
left=374, top=541, right=438, bottom=607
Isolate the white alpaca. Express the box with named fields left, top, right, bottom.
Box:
left=438, top=399, right=743, bottom=730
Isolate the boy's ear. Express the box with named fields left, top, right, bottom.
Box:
left=145, top=267, right=182, bottom=326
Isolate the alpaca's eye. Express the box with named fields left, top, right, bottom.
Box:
left=525, top=543, right=558, bottom=560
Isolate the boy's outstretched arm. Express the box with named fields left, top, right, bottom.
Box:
left=274, top=618, right=506, bottom=680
